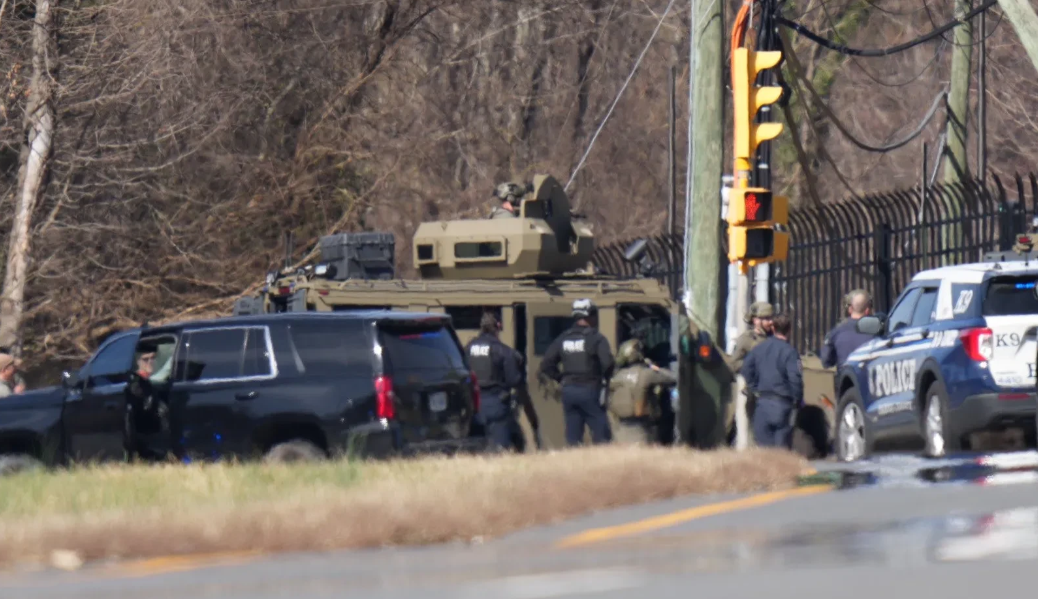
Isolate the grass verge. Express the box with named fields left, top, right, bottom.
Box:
left=0, top=446, right=810, bottom=568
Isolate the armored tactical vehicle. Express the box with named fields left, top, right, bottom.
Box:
left=238, top=174, right=732, bottom=449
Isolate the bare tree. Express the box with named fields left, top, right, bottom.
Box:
left=0, top=0, right=57, bottom=351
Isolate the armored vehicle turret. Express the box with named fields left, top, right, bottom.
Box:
left=412, top=174, right=595, bottom=280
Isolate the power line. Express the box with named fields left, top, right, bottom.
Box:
left=922, top=0, right=1006, bottom=48
left=565, top=0, right=678, bottom=192
left=776, top=0, right=998, bottom=57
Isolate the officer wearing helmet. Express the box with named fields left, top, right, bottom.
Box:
left=490, top=182, right=526, bottom=219
left=730, top=301, right=774, bottom=374
left=538, top=298, right=615, bottom=445
left=607, top=339, right=677, bottom=445
left=465, top=311, right=524, bottom=451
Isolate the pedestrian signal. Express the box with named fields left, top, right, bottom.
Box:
left=726, top=188, right=790, bottom=265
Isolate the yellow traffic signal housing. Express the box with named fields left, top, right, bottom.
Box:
left=732, top=48, right=785, bottom=165
left=728, top=227, right=789, bottom=263
left=727, top=188, right=789, bottom=264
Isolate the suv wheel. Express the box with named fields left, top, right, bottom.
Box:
left=923, top=380, right=959, bottom=458
left=264, top=440, right=327, bottom=464
left=835, top=387, right=871, bottom=462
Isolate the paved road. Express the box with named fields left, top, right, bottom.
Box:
left=5, top=451, right=1038, bottom=598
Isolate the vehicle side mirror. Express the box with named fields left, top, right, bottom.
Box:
left=856, top=315, right=885, bottom=336
left=61, top=371, right=81, bottom=389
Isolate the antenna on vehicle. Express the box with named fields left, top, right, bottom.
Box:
left=283, top=231, right=295, bottom=271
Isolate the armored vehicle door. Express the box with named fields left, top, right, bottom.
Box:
left=525, top=302, right=580, bottom=449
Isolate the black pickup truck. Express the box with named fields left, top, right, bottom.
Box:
left=0, top=311, right=481, bottom=472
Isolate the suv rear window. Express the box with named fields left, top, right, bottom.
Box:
left=378, top=322, right=466, bottom=376
left=287, top=321, right=374, bottom=378
left=983, top=278, right=1038, bottom=316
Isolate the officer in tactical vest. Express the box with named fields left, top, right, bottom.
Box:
left=539, top=299, right=615, bottom=446
left=608, top=339, right=677, bottom=445
left=490, top=182, right=525, bottom=219
left=465, top=312, right=524, bottom=451
left=729, top=302, right=773, bottom=373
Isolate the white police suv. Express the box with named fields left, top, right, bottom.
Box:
left=835, top=252, right=1038, bottom=461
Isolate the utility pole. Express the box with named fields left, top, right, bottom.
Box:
left=668, top=65, right=677, bottom=238
left=978, top=8, right=987, bottom=181
left=689, top=0, right=725, bottom=340
left=943, top=0, right=973, bottom=184
left=997, top=0, right=1038, bottom=75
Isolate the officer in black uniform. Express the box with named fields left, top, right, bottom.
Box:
left=819, top=289, right=875, bottom=368
left=465, top=312, right=524, bottom=451
left=741, top=312, right=803, bottom=448
left=538, top=299, right=615, bottom=446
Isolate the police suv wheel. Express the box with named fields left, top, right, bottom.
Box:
left=923, top=380, right=958, bottom=458
left=263, top=439, right=327, bottom=463
left=835, top=387, right=871, bottom=462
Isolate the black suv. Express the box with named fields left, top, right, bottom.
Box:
left=0, top=311, right=480, bottom=468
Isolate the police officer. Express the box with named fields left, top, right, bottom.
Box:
left=539, top=298, right=615, bottom=446
left=490, top=182, right=525, bottom=219
left=465, top=312, right=524, bottom=451
left=741, top=313, right=803, bottom=448
left=608, top=339, right=677, bottom=445
left=729, top=302, right=773, bottom=373
left=819, top=289, right=874, bottom=368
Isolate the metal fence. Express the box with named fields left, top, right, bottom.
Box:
left=592, top=173, right=1038, bottom=354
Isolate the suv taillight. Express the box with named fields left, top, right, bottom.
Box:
left=470, top=371, right=481, bottom=413
left=960, top=327, right=994, bottom=362
left=374, top=375, right=396, bottom=419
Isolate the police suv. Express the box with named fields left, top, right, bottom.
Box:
left=835, top=252, right=1038, bottom=462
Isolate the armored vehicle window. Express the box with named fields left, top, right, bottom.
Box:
left=982, top=277, right=1038, bottom=316
left=446, top=306, right=503, bottom=331
left=534, top=317, right=571, bottom=355
left=416, top=244, right=434, bottom=261
left=287, top=320, right=373, bottom=378
left=618, top=304, right=672, bottom=365
left=181, top=328, right=248, bottom=382
left=454, top=241, right=502, bottom=259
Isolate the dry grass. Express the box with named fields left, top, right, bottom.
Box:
left=0, top=446, right=809, bottom=568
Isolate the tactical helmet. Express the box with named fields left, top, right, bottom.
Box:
left=572, top=298, right=597, bottom=318
left=616, top=338, right=645, bottom=368
left=744, top=301, right=774, bottom=323
left=493, top=182, right=525, bottom=203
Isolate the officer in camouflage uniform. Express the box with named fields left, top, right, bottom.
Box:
left=607, top=339, right=677, bottom=445
left=489, top=182, right=525, bottom=219
left=725, top=302, right=773, bottom=442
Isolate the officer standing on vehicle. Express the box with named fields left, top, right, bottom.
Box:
left=741, top=313, right=803, bottom=448
left=466, top=312, right=524, bottom=451
left=608, top=339, right=677, bottom=445
left=819, top=289, right=874, bottom=368
left=539, top=299, right=615, bottom=446
left=489, top=182, right=525, bottom=219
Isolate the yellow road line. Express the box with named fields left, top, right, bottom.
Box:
left=554, top=484, right=833, bottom=549
left=99, top=550, right=263, bottom=579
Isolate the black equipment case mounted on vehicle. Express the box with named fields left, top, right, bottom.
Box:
left=317, top=232, right=395, bottom=281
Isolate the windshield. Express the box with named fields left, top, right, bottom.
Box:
left=983, top=278, right=1038, bottom=316
left=378, top=323, right=466, bottom=377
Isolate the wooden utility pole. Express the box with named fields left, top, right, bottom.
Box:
left=944, top=0, right=973, bottom=184
left=997, top=0, right=1038, bottom=75
left=668, top=65, right=677, bottom=237
left=0, top=0, right=58, bottom=351
left=689, top=0, right=724, bottom=341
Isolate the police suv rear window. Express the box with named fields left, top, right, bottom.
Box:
left=982, top=277, right=1038, bottom=316
left=378, top=323, right=466, bottom=373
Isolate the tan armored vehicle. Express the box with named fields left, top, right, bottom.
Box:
left=240, top=174, right=731, bottom=450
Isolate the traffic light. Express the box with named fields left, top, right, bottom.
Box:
left=726, top=188, right=789, bottom=264
left=732, top=47, right=784, bottom=174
